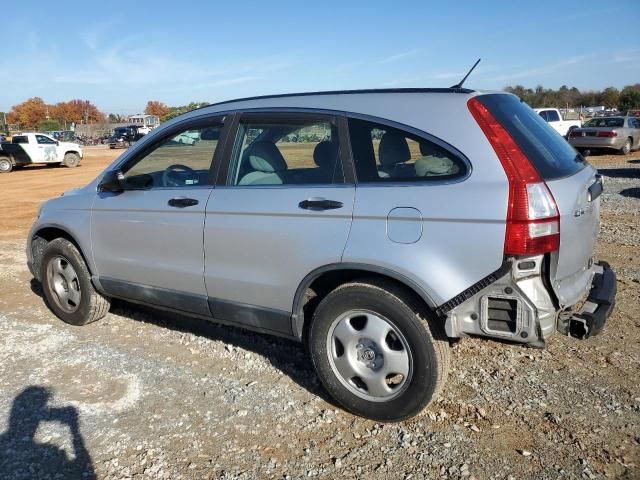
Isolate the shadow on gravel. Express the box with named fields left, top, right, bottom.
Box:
left=628, top=159, right=640, bottom=164
left=110, top=299, right=340, bottom=406
left=620, top=188, right=640, bottom=199
left=29, top=279, right=335, bottom=405
left=597, top=168, right=640, bottom=179
left=0, top=386, right=95, bottom=479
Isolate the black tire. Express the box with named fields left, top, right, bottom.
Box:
left=308, top=278, right=449, bottom=422
left=63, top=152, right=81, bottom=167
left=0, top=156, right=13, bottom=173
left=40, top=238, right=110, bottom=326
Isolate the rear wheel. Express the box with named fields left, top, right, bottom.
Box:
left=308, top=278, right=449, bottom=421
left=620, top=138, right=632, bottom=155
left=40, top=238, right=110, bottom=326
left=63, top=152, right=81, bottom=167
left=0, top=156, right=13, bottom=173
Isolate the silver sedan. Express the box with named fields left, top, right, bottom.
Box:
left=568, top=116, right=640, bottom=155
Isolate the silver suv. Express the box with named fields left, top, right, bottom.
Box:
left=27, top=88, right=616, bottom=421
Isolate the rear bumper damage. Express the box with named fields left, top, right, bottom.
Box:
left=443, top=258, right=616, bottom=346
left=557, top=261, right=616, bottom=339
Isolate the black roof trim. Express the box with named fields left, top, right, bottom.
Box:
left=197, top=87, right=475, bottom=111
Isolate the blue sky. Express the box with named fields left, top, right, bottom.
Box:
left=2, top=0, right=639, bottom=114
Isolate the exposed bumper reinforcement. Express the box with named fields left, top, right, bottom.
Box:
left=561, top=261, right=616, bottom=339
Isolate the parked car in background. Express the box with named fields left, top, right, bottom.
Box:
left=534, top=108, right=582, bottom=137
left=27, top=88, right=615, bottom=421
left=568, top=116, right=640, bottom=155
left=108, top=126, right=146, bottom=149
left=0, top=132, right=82, bottom=173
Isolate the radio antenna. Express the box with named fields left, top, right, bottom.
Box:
left=450, top=58, right=481, bottom=89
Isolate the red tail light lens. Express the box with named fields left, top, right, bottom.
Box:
left=468, top=97, right=560, bottom=255
left=597, top=131, right=617, bottom=138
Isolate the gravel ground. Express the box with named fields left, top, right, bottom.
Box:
left=0, top=154, right=638, bottom=479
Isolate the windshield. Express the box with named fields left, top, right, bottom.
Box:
left=583, top=118, right=624, bottom=128
left=478, top=94, right=585, bottom=180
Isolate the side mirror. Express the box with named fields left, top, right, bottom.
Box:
left=55, top=141, right=60, bottom=146
left=98, top=170, right=124, bottom=193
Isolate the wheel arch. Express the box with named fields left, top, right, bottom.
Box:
left=30, top=225, right=93, bottom=281
left=291, top=263, right=438, bottom=341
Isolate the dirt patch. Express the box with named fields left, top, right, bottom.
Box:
left=0, top=146, right=121, bottom=239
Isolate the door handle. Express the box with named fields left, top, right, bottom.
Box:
left=298, top=198, right=343, bottom=211
left=168, top=197, right=199, bottom=208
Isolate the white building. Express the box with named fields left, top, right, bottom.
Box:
left=128, top=114, right=160, bottom=130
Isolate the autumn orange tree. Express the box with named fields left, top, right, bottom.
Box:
left=51, top=100, right=104, bottom=126
left=144, top=100, right=170, bottom=118
left=8, top=98, right=104, bottom=130
left=6, top=97, right=48, bottom=129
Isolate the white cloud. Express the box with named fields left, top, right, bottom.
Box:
left=489, top=55, right=592, bottom=82
left=379, top=48, right=423, bottom=64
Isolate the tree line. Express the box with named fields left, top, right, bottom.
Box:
left=143, top=100, right=208, bottom=122
left=504, top=83, right=640, bottom=111
left=3, top=97, right=104, bottom=131
left=4, top=85, right=640, bottom=133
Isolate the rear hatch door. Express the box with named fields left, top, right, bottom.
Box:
left=545, top=166, right=600, bottom=306
left=479, top=94, right=601, bottom=306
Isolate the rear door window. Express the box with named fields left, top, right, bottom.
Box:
left=347, top=118, right=466, bottom=183
left=226, top=117, right=343, bottom=186
left=546, top=110, right=560, bottom=122
left=478, top=94, right=586, bottom=180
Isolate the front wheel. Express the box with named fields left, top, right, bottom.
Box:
left=308, top=278, right=450, bottom=421
left=620, top=138, right=632, bottom=155
left=63, top=152, right=81, bottom=167
left=0, top=156, right=13, bottom=173
left=40, top=238, right=110, bottom=326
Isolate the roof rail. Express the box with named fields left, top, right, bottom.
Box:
left=194, top=87, right=475, bottom=112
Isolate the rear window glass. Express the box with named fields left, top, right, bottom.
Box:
left=12, top=136, right=28, bottom=144
left=583, top=117, right=624, bottom=128
left=478, top=94, right=585, bottom=180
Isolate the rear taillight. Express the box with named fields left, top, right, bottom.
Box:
left=597, top=131, right=617, bottom=138
left=468, top=97, right=560, bottom=255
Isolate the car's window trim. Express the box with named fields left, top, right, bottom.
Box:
left=111, top=106, right=471, bottom=188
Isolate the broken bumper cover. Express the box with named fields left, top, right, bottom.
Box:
left=559, top=261, right=617, bottom=339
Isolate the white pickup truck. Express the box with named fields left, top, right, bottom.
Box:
left=534, top=108, right=582, bottom=138
left=0, top=133, right=83, bottom=173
